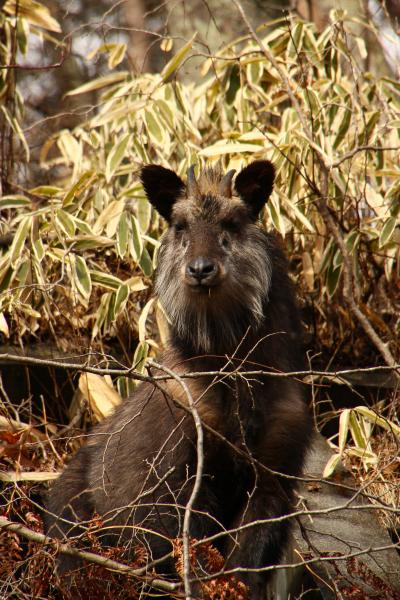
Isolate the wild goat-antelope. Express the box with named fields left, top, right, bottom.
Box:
left=45, top=160, right=311, bottom=598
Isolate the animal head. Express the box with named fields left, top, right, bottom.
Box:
left=140, top=160, right=275, bottom=354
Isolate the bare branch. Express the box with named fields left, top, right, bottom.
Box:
left=0, top=516, right=178, bottom=593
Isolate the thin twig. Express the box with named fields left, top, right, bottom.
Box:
left=0, top=516, right=177, bottom=593
left=0, top=351, right=399, bottom=381
left=150, top=360, right=204, bottom=600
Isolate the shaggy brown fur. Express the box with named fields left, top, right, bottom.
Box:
left=45, top=160, right=311, bottom=599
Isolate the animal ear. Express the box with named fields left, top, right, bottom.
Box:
left=140, top=165, right=185, bottom=222
left=234, top=160, right=275, bottom=219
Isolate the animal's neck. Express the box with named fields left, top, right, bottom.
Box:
left=170, top=314, right=272, bottom=370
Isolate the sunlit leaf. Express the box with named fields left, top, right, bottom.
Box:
left=114, top=283, right=129, bottom=316
left=133, top=341, right=149, bottom=374
left=354, top=406, right=400, bottom=437
left=4, top=0, right=61, bottom=32
left=108, top=43, right=127, bottom=68
left=0, top=196, right=31, bottom=209
left=94, top=200, right=124, bottom=236
left=0, top=312, right=9, bottom=338
left=199, top=142, right=264, bottom=157
left=117, top=211, right=129, bottom=258
left=139, top=247, right=153, bottom=276
left=79, top=373, right=122, bottom=421
left=138, top=297, right=155, bottom=343
left=71, top=254, right=92, bottom=301
left=65, top=72, right=127, bottom=96
left=161, top=33, right=197, bottom=82
left=338, top=409, right=350, bottom=455
left=105, top=133, right=131, bottom=182
left=129, top=215, right=143, bottom=261
left=323, top=453, right=342, bottom=478
left=10, top=217, right=31, bottom=267
left=379, top=216, right=397, bottom=248
left=90, top=270, right=123, bottom=291
left=56, top=209, right=76, bottom=238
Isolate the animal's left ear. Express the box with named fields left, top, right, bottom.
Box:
left=140, top=165, right=185, bottom=222
left=234, top=160, right=275, bottom=219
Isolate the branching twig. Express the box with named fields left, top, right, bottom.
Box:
left=0, top=516, right=177, bottom=593
left=0, top=351, right=399, bottom=382
left=149, top=360, right=204, bottom=600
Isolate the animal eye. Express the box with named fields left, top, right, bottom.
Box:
left=174, top=221, right=186, bottom=233
left=222, top=219, right=240, bottom=233
left=221, top=232, right=230, bottom=249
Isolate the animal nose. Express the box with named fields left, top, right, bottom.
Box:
left=186, top=257, right=218, bottom=284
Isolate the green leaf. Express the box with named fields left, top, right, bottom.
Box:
left=92, top=292, right=113, bottom=338
left=94, top=199, right=124, bottom=236
left=338, top=409, right=350, bottom=455
left=333, top=107, right=352, bottom=150
left=379, top=216, right=397, bottom=248
left=90, top=270, right=123, bottom=291
left=133, top=341, right=149, bottom=374
left=139, top=247, right=153, bottom=277
left=285, top=198, right=315, bottom=233
left=0, top=195, right=31, bottom=209
left=29, top=185, right=61, bottom=196
left=105, top=133, right=131, bottom=182
left=114, top=283, right=129, bottom=316
left=10, top=217, right=31, bottom=267
left=117, top=211, right=129, bottom=258
left=362, top=111, right=380, bottom=143
left=354, top=406, right=400, bottom=436
left=72, top=254, right=92, bottom=301
left=137, top=197, right=152, bottom=233
left=326, top=264, right=342, bottom=297
left=323, top=453, right=342, bottom=478
left=32, top=238, right=45, bottom=262
left=161, top=33, right=197, bottom=82
left=129, top=216, right=143, bottom=261
left=73, top=236, right=114, bottom=251
left=267, top=196, right=286, bottom=236
left=56, top=209, right=76, bottom=238
left=144, top=109, right=164, bottom=145
left=16, top=17, right=28, bottom=55
left=63, top=171, right=97, bottom=206
left=1, top=106, right=30, bottom=161
left=117, top=375, right=136, bottom=397
left=345, top=231, right=360, bottom=254
left=349, top=412, right=367, bottom=450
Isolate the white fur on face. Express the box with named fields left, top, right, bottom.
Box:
left=155, top=225, right=272, bottom=354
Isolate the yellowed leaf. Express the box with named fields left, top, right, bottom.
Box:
left=160, top=38, right=173, bottom=52
left=93, top=200, right=124, bottom=236
left=322, top=453, right=342, bottom=478
left=138, top=298, right=155, bottom=343
left=0, top=312, right=9, bottom=338
left=302, top=252, right=314, bottom=291
left=4, top=0, right=61, bottom=32
left=79, top=373, right=122, bottom=421
left=199, top=142, right=264, bottom=157
left=0, top=471, right=60, bottom=482
left=155, top=300, right=170, bottom=347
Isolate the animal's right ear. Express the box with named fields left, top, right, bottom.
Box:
left=140, top=165, right=185, bottom=222
left=234, top=160, right=275, bottom=219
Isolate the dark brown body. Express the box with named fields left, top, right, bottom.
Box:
left=45, top=160, right=311, bottom=598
